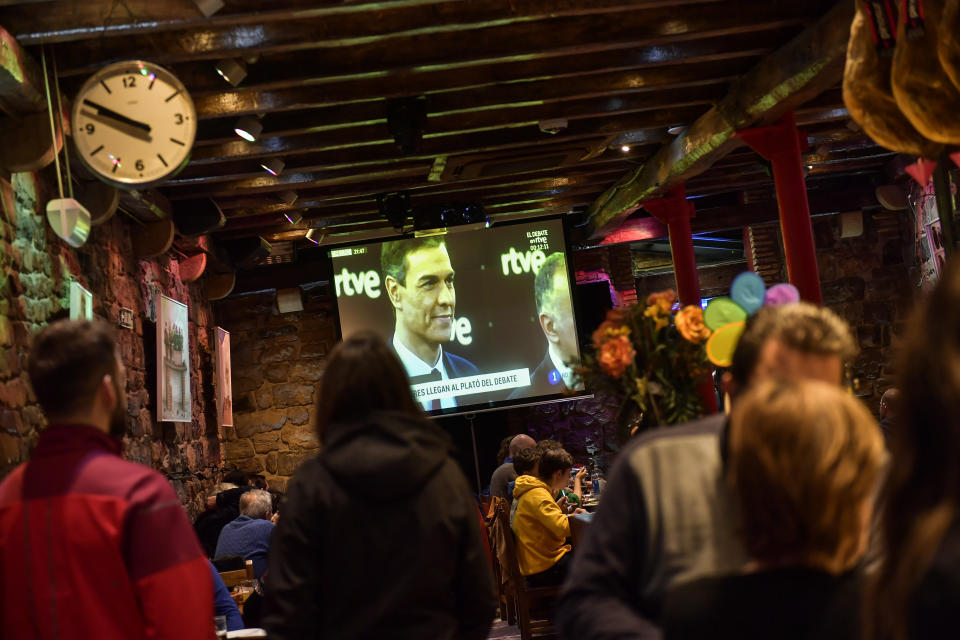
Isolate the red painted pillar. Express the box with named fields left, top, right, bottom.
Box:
left=737, top=112, right=822, bottom=304
left=643, top=186, right=718, bottom=414
left=643, top=186, right=701, bottom=307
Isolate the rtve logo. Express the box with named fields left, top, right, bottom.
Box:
left=500, top=248, right=546, bottom=276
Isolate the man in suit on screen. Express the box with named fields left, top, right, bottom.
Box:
left=382, top=237, right=478, bottom=411
left=509, top=252, right=584, bottom=400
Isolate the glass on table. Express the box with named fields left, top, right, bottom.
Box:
left=214, top=615, right=228, bottom=638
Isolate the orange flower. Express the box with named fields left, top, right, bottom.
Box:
left=598, top=335, right=635, bottom=378
left=676, top=305, right=711, bottom=343
left=592, top=320, right=630, bottom=349
left=646, top=289, right=677, bottom=315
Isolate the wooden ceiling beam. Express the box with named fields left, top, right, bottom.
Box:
left=179, top=29, right=788, bottom=102
left=163, top=108, right=697, bottom=197
left=188, top=57, right=751, bottom=137
left=182, top=91, right=716, bottom=174
left=583, top=0, right=854, bottom=240
left=51, top=0, right=823, bottom=77
left=1, top=0, right=458, bottom=44
left=217, top=166, right=631, bottom=219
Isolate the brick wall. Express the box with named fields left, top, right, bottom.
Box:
left=0, top=171, right=221, bottom=519
left=213, top=285, right=336, bottom=490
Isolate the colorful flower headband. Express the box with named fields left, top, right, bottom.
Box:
left=702, top=272, right=800, bottom=367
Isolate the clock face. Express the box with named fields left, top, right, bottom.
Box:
left=71, top=60, right=197, bottom=187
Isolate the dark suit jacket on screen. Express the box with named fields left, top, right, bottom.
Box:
left=391, top=339, right=479, bottom=381
left=508, top=351, right=568, bottom=400
left=443, top=350, right=479, bottom=378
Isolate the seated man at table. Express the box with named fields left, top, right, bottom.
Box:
left=215, top=489, right=275, bottom=579
left=512, top=447, right=585, bottom=587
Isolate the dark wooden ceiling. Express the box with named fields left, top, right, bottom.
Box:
left=0, top=0, right=890, bottom=267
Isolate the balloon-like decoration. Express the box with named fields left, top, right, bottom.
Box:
left=703, top=273, right=802, bottom=367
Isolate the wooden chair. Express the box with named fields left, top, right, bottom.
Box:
left=494, top=499, right=559, bottom=640
left=485, top=497, right=516, bottom=625
left=218, top=558, right=254, bottom=589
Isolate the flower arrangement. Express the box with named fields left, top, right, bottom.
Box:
left=577, top=289, right=712, bottom=434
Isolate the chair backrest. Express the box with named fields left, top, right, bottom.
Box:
left=494, top=499, right=527, bottom=593
left=218, top=558, right=254, bottom=588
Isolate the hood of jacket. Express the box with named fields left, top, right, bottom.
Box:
left=512, top=474, right=551, bottom=499
left=321, top=410, right=454, bottom=501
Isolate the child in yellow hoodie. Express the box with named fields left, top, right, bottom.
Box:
left=512, top=447, right=586, bottom=587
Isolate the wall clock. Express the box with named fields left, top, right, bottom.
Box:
left=71, top=60, right=197, bottom=188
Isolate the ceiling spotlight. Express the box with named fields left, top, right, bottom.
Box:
left=277, top=190, right=298, bottom=205
left=193, top=0, right=224, bottom=17
left=260, top=158, right=284, bottom=176
left=283, top=211, right=303, bottom=225
left=305, top=228, right=326, bottom=245
left=621, top=145, right=631, bottom=153
left=234, top=116, right=263, bottom=142
left=215, top=58, right=247, bottom=87
left=667, top=125, right=687, bottom=136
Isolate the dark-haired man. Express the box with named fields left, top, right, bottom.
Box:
left=558, top=302, right=859, bottom=639
left=509, top=252, right=583, bottom=399
left=381, top=237, right=477, bottom=410
left=0, top=320, right=214, bottom=640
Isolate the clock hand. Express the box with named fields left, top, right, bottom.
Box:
left=82, top=99, right=152, bottom=133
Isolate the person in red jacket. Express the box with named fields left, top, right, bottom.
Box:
left=0, top=319, right=214, bottom=640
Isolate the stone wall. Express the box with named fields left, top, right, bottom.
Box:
left=813, top=211, right=914, bottom=411
left=634, top=212, right=917, bottom=415
left=213, top=285, right=336, bottom=490
left=0, top=171, right=221, bottom=519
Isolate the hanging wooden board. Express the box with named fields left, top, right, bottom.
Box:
left=0, top=111, right=63, bottom=173
left=205, top=272, right=236, bottom=300
left=132, top=218, right=175, bottom=259
left=76, top=180, right=119, bottom=225
left=179, top=252, right=207, bottom=283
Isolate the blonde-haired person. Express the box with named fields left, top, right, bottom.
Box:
left=663, top=379, right=885, bottom=640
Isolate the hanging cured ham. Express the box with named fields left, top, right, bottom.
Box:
left=938, top=0, right=960, bottom=91
left=843, top=6, right=939, bottom=156
left=891, top=0, right=960, bottom=144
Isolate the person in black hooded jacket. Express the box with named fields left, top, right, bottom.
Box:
left=263, top=330, right=497, bottom=640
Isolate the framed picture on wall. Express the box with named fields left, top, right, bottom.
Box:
left=215, top=326, right=233, bottom=427
left=157, top=294, right=191, bottom=423
left=69, top=281, right=93, bottom=320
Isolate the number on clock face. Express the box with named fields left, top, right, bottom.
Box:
left=72, top=61, right=197, bottom=187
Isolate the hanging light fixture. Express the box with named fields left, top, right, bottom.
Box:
left=234, top=116, right=262, bottom=142
left=260, top=158, right=284, bottom=176
left=277, top=190, right=298, bottom=205
left=215, top=58, right=247, bottom=87
left=193, top=0, right=224, bottom=16
left=283, top=211, right=303, bottom=225
left=305, top=228, right=326, bottom=245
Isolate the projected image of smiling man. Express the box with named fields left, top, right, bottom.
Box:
left=382, top=237, right=478, bottom=410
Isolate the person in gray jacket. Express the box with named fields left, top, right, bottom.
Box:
left=557, top=302, right=858, bottom=639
